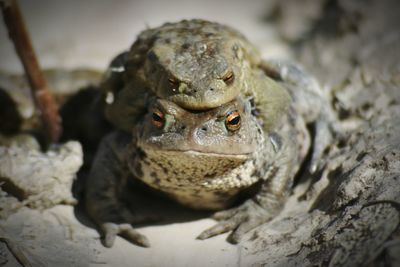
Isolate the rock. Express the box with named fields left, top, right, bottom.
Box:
left=0, top=134, right=83, bottom=218
left=0, top=206, right=99, bottom=267
left=239, top=0, right=400, bottom=266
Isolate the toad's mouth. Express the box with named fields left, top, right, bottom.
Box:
left=168, top=149, right=251, bottom=159
left=137, top=136, right=257, bottom=157
left=166, top=88, right=239, bottom=110
left=139, top=146, right=253, bottom=159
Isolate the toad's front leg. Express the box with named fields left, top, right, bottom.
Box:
left=85, top=131, right=154, bottom=247
left=197, top=132, right=297, bottom=244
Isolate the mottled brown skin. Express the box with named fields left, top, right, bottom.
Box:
left=86, top=96, right=310, bottom=247
left=102, top=19, right=333, bottom=168
left=87, top=19, right=336, bottom=247
left=102, top=19, right=286, bottom=132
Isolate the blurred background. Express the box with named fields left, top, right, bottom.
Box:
left=0, top=0, right=295, bottom=73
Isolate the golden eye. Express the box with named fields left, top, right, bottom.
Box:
left=168, top=76, right=179, bottom=87
left=152, top=109, right=165, bottom=128
left=222, top=71, right=234, bottom=85
left=225, top=111, right=241, bottom=131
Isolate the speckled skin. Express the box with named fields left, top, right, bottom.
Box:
left=86, top=95, right=310, bottom=247
left=102, top=19, right=288, bottom=134
left=86, top=19, right=335, bottom=247
left=132, top=98, right=265, bottom=210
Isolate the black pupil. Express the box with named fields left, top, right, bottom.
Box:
left=153, top=112, right=163, bottom=122
left=229, top=115, right=240, bottom=125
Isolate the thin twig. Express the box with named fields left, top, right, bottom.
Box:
left=1, top=0, right=62, bottom=143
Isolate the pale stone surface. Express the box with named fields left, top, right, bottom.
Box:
left=0, top=135, right=82, bottom=217
left=0, top=206, right=98, bottom=267
left=93, top=219, right=239, bottom=267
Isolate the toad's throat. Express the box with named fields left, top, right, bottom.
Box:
left=130, top=147, right=258, bottom=189
left=138, top=148, right=250, bottom=179
left=128, top=147, right=260, bottom=210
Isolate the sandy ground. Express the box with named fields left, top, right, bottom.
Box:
left=0, top=1, right=289, bottom=266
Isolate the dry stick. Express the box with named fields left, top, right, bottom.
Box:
left=1, top=0, right=62, bottom=143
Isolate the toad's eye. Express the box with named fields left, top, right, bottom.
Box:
left=222, top=70, right=234, bottom=85
left=168, top=76, right=179, bottom=87
left=225, top=111, right=241, bottom=131
left=152, top=109, right=165, bottom=128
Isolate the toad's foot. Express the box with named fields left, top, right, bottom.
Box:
left=100, top=222, right=150, bottom=248
left=196, top=200, right=275, bottom=244
left=91, top=204, right=160, bottom=248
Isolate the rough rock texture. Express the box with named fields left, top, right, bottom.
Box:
left=239, top=0, right=400, bottom=266
left=240, top=118, right=400, bottom=266
left=0, top=135, right=82, bottom=218
left=0, top=134, right=88, bottom=267
left=0, top=206, right=99, bottom=267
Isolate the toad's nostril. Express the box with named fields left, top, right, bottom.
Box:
left=201, top=126, right=207, bottom=132
left=209, top=87, right=214, bottom=91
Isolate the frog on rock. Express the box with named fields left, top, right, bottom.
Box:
left=86, top=19, right=336, bottom=247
